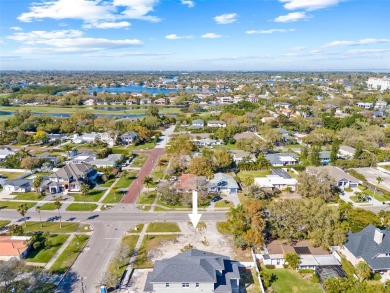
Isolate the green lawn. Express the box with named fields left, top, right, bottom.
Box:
left=39, top=203, right=57, bottom=210
left=265, top=269, right=323, bottom=293
left=13, top=192, right=41, bottom=201
left=134, top=235, right=177, bottom=268
left=156, top=198, right=188, bottom=209
left=71, top=189, right=106, bottom=202
left=146, top=222, right=181, bottom=233
left=362, top=188, right=390, bottom=202
left=0, top=201, right=36, bottom=210
left=131, top=154, right=148, bottom=167
left=128, top=224, right=144, bottom=233
left=216, top=222, right=232, bottom=234
left=133, top=142, right=157, bottom=151
left=105, top=235, right=139, bottom=287
left=114, top=171, right=137, bottom=189
left=214, top=143, right=240, bottom=150
left=102, top=190, right=125, bottom=203
left=111, top=146, right=131, bottom=155
left=215, top=200, right=234, bottom=208
left=237, top=170, right=271, bottom=182
left=137, top=192, right=156, bottom=205
left=66, top=203, right=98, bottom=211
left=99, top=178, right=116, bottom=188
left=50, top=235, right=90, bottom=274
left=0, top=220, right=10, bottom=229
left=0, top=171, right=27, bottom=180
left=24, top=221, right=79, bottom=233
left=27, top=234, right=69, bottom=264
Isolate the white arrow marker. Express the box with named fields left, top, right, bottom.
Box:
left=188, top=190, right=202, bottom=229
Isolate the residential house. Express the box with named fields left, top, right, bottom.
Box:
left=140, top=98, right=152, bottom=105
left=319, top=151, right=331, bottom=165
left=66, top=151, right=96, bottom=164
left=144, top=249, right=240, bottom=293
left=274, top=102, right=291, bottom=109
left=120, top=131, right=138, bottom=145
left=339, top=224, right=390, bottom=281
left=99, top=132, right=117, bottom=147
left=176, top=174, right=199, bottom=192
left=193, top=138, right=222, bottom=147
left=207, top=121, right=227, bottom=128
left=230, top=150, right=256, bottom=164
left=47, top=163, right=98, bottom=193
left=307, top=166, right=359, bottom=189
left=208, top=173, right=239, bottom=195
left=154, top=98, right=166, bottom=105
left=90, top=154, right=123, bottom=168
left=126, top=98, right=137, bottom=105
left=261, top=239, right=340, bottom=270
left=293, top=133, right=308, bottom=145
left=37, top=152, right=60, bottom=165
left=357, top=102, right=373, bottom=109
left=375, top=101, right=388, bottom=109
left=189, top=119, right=205, bottom=129
left=338, top=145, right=356, bottom=159
left=83, top=99, right=95, bottom=106
left=254, top=169, right=297, bottom=191
left=218, top=96, right=234, bottom=104
left=247, top=95, right=259, bottom=103
left=47, top=133, right=67, bottom=142
left=0, top=236, right=31, bottom=261
left=3, top=179, right=33, bottom=193
left=71, top=132, right=99, bottom=144
left=233, top=132, right=257, bottom=141
left=265, top=153, right=299, bottom=167
left=261, top=117, right=276, bottom=123
left=0, top=148, right=15, bottom=160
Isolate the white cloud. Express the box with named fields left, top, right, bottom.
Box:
left=10, top=27, right=23, bottom=31
left=201, top=33, right=223, bottom=39
left=0, top=40, right=8, bottom=46
left=324, top=38, right=390, bottom=47
left=17, top=0, right=160, bottom=27
left=346, top=49, right=390, bottom=55
left=84, top=51, right=173, bottom=57
left=280, top=0, right=341, bottom=11
left=291, top=46, right=306, bottom=50
left=83, top=21, right=131, bottom=29
left=214, top=13, right=237, bottom=24
left=246, top=28, right=295, bottom=34
left=165, top=34, right=192, bottom=40
left=181, top=0, right=195, bottom=8
left=274, top=12, right=309, bottom=22
left=8, top=29, right=142, bottom=54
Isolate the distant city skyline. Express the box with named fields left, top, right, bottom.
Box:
left=0, top=0, right=389, bottom=71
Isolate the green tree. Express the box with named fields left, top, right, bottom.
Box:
left=356, top=261, right=371, bottom=281
left=17, top=203, right=29, bottom=227
left=143, top=176, right=154, bottom=192
left=213, top=150, right=232, bottom=171
left=80, top=184, right=90, bottom=208
left=285, top=252, right=300, bottom=270
left=33, top=130, right=48, bottom=144
left=309, top=144, right=321, bottom=166
left=330, top=139, right=341, bottom=163
left=33, top=175, right=43, bottom=196
left=167, top=135, right=196, bottom=156
left=54, top=199, right=63, bottom=228
left=35, top=206, right=43, bottom=228
left=188, top=156, right=214, bottom=178
left=354, top=141, right=364, bottom=159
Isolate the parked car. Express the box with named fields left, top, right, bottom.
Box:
left=211, top=195, right=222, bottom=202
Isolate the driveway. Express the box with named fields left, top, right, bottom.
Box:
left=353, top=167, right=390, bottom=193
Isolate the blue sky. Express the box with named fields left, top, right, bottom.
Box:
left=0, top=0, right=389, bottom=71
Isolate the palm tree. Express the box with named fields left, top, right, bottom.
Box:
left=374, top=176, right=383, bottom=198
left=33, top=175, right=43, bottom=196
left=17, top=203, right=28, bottom=227
left=62, top=144, right=73, bottom=157
left=143, top=176, right=154, bottom=192
left=54, top=199, right=63, bottom=228
left=36, top=206, right=43, bottom=228
left=80, top=184, right=90, bottom=208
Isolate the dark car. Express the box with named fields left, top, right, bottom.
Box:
left=211, top=195, right=222, bottom=202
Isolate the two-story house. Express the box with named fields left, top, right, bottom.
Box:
left=120, top=131, right=138, bottom=145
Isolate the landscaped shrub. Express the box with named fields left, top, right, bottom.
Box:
left=283, top=264, right=289, bottom=269
left=312, top=273, right=320, bottom=283
left=298, top=269, right=314, bottom=274
left=344, top=187, right=353, bottom=192
left=341, top=257, right=355, bottom=277
left=372, top=273, right=381, bottom=281
left=265, top=264, right=275, bottom=269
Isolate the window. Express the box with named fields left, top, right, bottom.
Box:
left=196, top=283, right=199, bottom=288
left=182, top=283, right=189, bottom=288
left=165, top=283, right=170, bottom=288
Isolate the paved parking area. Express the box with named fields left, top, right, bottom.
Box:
left=353, top=167, right=390, bottom=192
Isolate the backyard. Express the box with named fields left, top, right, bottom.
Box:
left=26, top=234, right=69, bottom=264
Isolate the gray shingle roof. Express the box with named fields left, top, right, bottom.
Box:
left=208, top=173, right=239, bottom=190
left=4, top=179, right=32, bottom=188
left=53, top=163, right=90, bottom=179
left=344, top=225, right=390, bottom=270
left=266, top=153, right=299, bottom=165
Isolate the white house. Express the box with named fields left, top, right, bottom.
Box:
left=230, top=150, right=256, bottom=164
left=338, top=145, right=356, bottom=159
left=207, top=120, right=227, bottom=128
left=375, top=101, right=388, bottom=109
left=368, top=77, right=390, bottom=92
left=254, top=169, right=297, bottom=191
left=3, top=179, right=33, bottom=193
left=83, top=99, right=95, bottom=105
left=357, top=102, right=374, bottom=109
left=0, top=148, right=15, bottom=160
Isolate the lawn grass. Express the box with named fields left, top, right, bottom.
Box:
left=237, top=170, right=271, bottom=182
left=71, top=189, right=106, bottom=202
left=114, top=171, right=138, bottom=189
left=137, top=192, right=156, bottom=205
left=13, top=192, right=41, bottom=201
left=50, top=235, right=90, bottom=274
left=134, top=235, right=177, bottom=268
left=99, top=178, right=116, bottom=188
left=111, top=146, right=131, bottom=155
left=363, top=188, right=390, bottom=202
left=39, top=203, right=57, bottom=210
left=27, top=234, right=69, bottom=264
left=215, top=200, right=234, bottom=208
left=146, top=222, right=181, bottom=233
left=66, top=203, right=98, bottom=211
left=0, top=171, right=27, bottom=180
left=24, top=221, right=79, bottom=233
left=156, top=198, right=187, bottom=209
left=350, top=196, right=359, bottom=203
left=102, top=190, right=125, bottom=203
left=133, top=142, right=156, bottom=151
left=128, top=224, right=144, bottom=233
left=0, top=220, right=10, bottom=229
left=105, top=235, right=139, bottom=287
left=0, top=201, right=36, bottom=210
left=216, top=222, right=232, bottom=235
left=131, top=154, right=148, bottom=167
left=265, top=268, right=323, bottom=293
left=213, top=143, right=240, bottom=151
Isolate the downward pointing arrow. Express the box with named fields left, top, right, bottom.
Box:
left=188, top=190, right=202, bottom=229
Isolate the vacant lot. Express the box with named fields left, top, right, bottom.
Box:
left=0, top=171, right=27, bottom=180
left=27, top=234, right=69, bottom=264
left=146, top=222, right=180, bottom=233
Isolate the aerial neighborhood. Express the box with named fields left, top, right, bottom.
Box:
left=0, top=71, right=390, bottom=293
